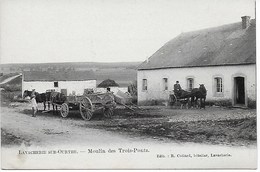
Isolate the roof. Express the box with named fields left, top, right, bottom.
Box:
left=97, top=79, right=119, bottom=88
left=138, top=19, right=256, bottom=70
left=23, top=71, right=96, bottom=81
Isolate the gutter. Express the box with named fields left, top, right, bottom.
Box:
left=137, top=62, right=256, bottom=71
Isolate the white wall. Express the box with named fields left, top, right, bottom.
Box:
left=22, top=80, right=96, bottom=96
left=137, top=64, right=256, bottom=105
left=95, top=87, right=128, bottom=94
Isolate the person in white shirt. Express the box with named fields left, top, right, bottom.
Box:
left=31, top=94, right=38, bottom=117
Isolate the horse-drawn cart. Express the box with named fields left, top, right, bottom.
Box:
left=169, top=84, right=207, bottom=109
left=59, top=92, right=116, bottom=121
left=169, top=91, right=189, bottom=109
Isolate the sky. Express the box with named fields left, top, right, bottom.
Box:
left=0, top=0, right=255, bottom=64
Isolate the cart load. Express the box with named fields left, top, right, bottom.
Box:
left=113, top=90, right=133, bottom=105
left=59, top=92, right=116, bottom=121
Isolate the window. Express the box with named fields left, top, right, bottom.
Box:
left=163, top=78, right=168, bottom=90
left=187, top=78, right=194, bottom=91
left=213, top=76, right=224, bottom=97
left=54, top=82, right=58, bottom=87
left=142, top=79, right=147, bottom=91
left=215, top=77, right=223, bottom=93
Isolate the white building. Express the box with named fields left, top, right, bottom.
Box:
left=137, top=16, right=256, bottom=108
left=22, top=70, right=96, bottom=96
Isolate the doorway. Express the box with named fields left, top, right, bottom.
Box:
left=234, top=77, right=245, bottom=105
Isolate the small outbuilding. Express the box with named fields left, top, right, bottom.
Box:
left=22, top=70, right=96, bottom=96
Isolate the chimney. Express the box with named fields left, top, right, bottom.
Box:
left=241, top=16, right=250, bottom=29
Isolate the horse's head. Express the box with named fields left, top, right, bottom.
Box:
left=23, top=90, right=31, bottom=99
left=199, top=84, right=207, bottom=94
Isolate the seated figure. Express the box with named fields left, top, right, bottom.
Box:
left=174, top=81, right=182, bottom=98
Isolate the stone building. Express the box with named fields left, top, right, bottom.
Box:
left=137, top=16, right=256, bottom=107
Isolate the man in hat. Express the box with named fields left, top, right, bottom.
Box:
left=174, top=81, right=182, bottom=97
left=31, top=94, right=38, bottom=117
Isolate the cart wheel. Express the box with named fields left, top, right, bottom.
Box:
left=60, top=103, right=69, bottom=118
left=103, top=108, right=113, bottom=118
left=80, top=97, right=93, bottom=121
left=169, top=94, right=177, bottom=106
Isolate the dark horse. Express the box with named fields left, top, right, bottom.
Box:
left=190, top=84, right=207, bottom=109
left=23, top=90, right=50, bottom=111
left=46, top=91, right=67, bottom=114
left=174, top=84, right=207, bottom=109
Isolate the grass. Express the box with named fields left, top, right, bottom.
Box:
left=1, top=129, right=31, bottom=146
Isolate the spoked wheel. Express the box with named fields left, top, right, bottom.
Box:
left=60, top=103, right=69, bottom=118
left=103, top=108, right=113, bottom=118
left=80, top=97, right=93, bottom=121
left=169, top=94, right=177, bottom=106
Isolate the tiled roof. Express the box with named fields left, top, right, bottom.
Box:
left=138, top=19, right=256, bottom=70
left=23, top=71, right=96, bottom=81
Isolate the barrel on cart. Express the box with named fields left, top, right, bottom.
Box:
left=59, top=92, right=116, bottom=121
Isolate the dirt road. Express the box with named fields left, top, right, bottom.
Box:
left=1, top=102, right=256, bottom=147
left=1, top=102, right=257, bottom=169
left=1, top=103, right=153, bottom=147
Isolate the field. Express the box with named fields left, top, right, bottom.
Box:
left=0, top=61, right=140, bottom=87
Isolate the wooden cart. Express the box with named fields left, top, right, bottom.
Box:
left=59, top=92, right=116, bottom=121
left=169, top=91, right=189, bottom=109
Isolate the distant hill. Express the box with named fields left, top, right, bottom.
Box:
left=0, top=61, right=142, bottom=87
left=0, top=61, right=141, bottom=71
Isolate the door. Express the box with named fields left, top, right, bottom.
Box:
left=234, top=77, right=245, bottom=105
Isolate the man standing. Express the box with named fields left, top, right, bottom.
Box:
left=174, top=81, right=182, bottom=97
left=31, top=94, right=38, bottom=117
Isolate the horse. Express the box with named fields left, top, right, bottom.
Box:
left=23, top=90, right=50, bottom=111
left=190, top=84, right=207, bottom=109
left=172, top=84, right=207, bottom=109
left=46, top=91, right=67, bottom=114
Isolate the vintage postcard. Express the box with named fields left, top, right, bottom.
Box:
left=0, top=0, right=257, bottom=170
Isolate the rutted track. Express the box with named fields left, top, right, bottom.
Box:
left=1, top=102, right=257, bottom=147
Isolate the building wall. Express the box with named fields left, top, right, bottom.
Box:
left=96, top=87, right=128, bottom=94
left=22, top=80, right=96, bottom=96
left=137, top=64, right=256, bottom=105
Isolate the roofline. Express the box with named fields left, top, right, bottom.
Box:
left=23, top=79, right=96, bottom=82
left=137, top=62, right=256, bottom=71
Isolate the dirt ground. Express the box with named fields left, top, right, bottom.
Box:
left=1, top=102, right=257, bottom=147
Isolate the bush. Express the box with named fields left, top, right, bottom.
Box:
left=1, top=90, right=22, bottom=103
left=248, top=99, right=256, bottom=109
left=206, top=99, right=232, bottom=107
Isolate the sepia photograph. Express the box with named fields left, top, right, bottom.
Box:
left=0, top=0, right=257, bottom=170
